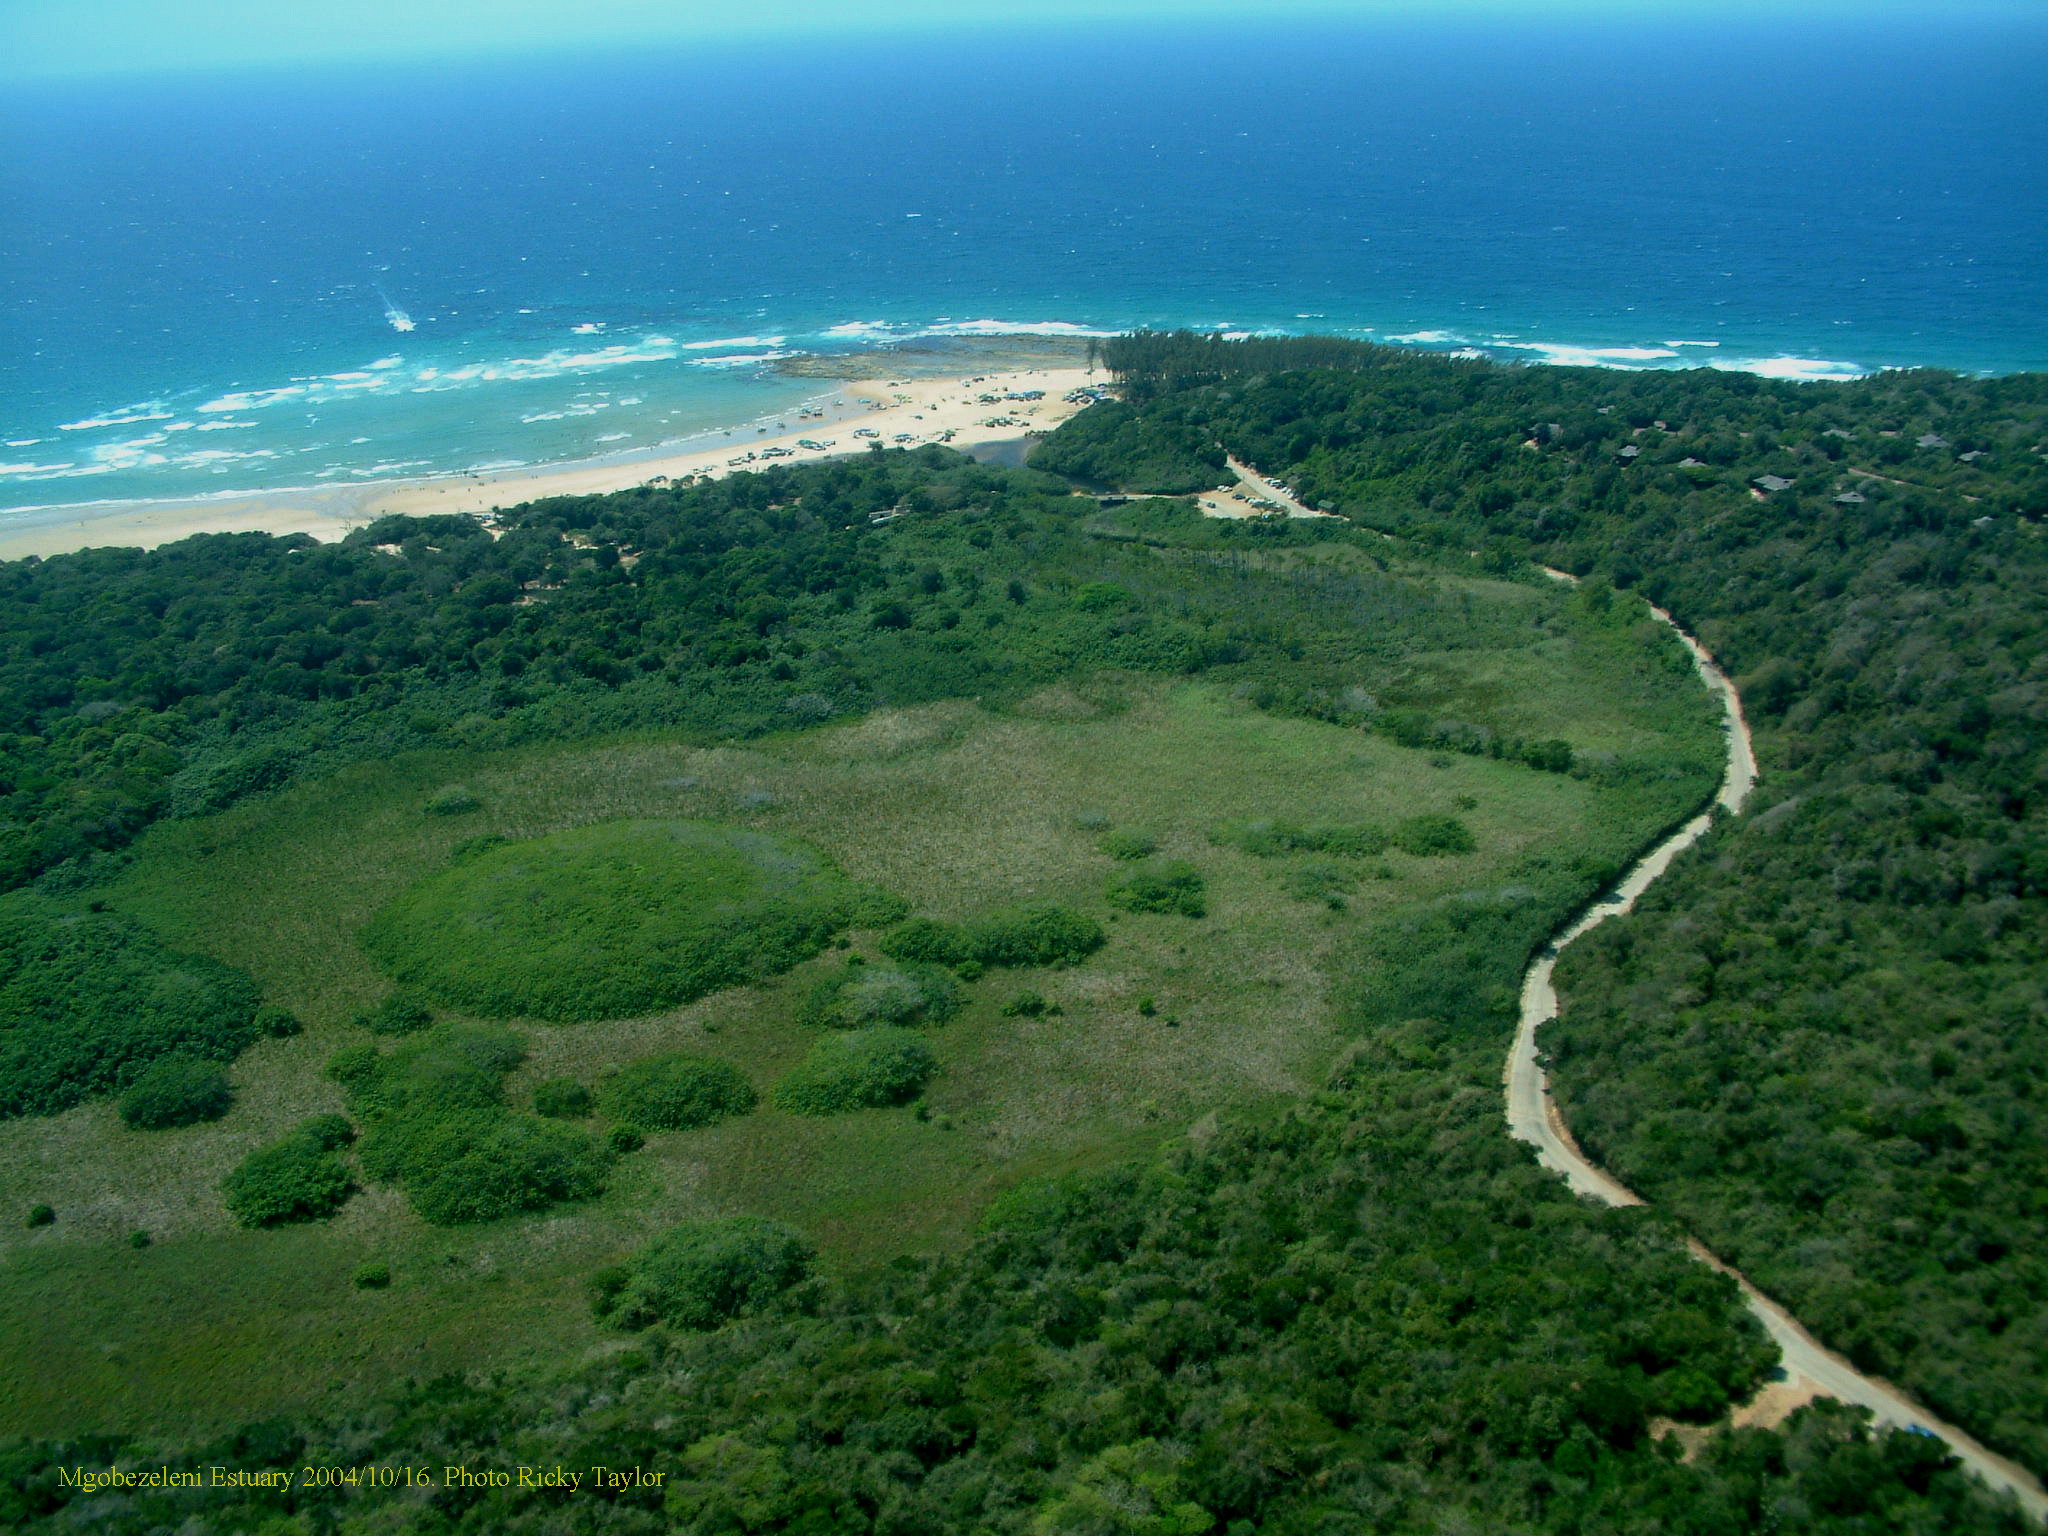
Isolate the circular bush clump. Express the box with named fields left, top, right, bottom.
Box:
left=364, top=819, right=895, bottom=1022
left=352, top=1263, right=391, bottom=1290
left=400, top=1116, right=611, bottom=1225
left=533, top=1077, right=593, bottom=1118
left=772, top=1027, right=936, bottom=1116
left=802, top=963, right=960, bottom=1030
left=599, top=1053, right=756, bottom=1132
left=223, top=1122, right=356, bottom=1228
left=27, top=1203, right=54, bottom=1228
left=119, top=1057, right=234, bottom=1130
left=592, top=1215, right=814, bottom=1331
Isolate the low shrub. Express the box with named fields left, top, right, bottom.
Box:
left=773, top=1027, right=937, bottom=1116
left=27, top=1203, right=54, bottom=1227
left=533, top=1077, right=593, bottom=1118
left=880, top=918, right=974, bottom=967
left=598, top=1054, right=756, bottom=1132
left=1003, top=990, right=1048, bottom=1018
left=398, top=1114, right=613, bottom=1225
left=357, top=991, right=433, bottom=1037
left=352, top=1263, right=391, bottom=1290
left=608, top=1125, right=645, bottom=1154
left=1106, top=861, right=1208, bottom=918
left=129, top=1230, right=151, bottom=1249
left=300, top=1113, right=355, bottom=1150
left=1282, top=860, right=1358, bottom=907
left=338, top=1023, right=525, bottom=1118
left=118, top=1057, right=234, bottom=1130
left=1099, top=828, right=1159, bottom=861
left=423, top=786, right=481, bottom=816
left=1208, top=819, right=1389, bottom=858
left=882, top=906, right=1105, bottom=971
left=801, top=963, right=961, bottom=1030
left=223, top=1121, right=356, bottom=1228
left=326, top=1025, right=607, bottom=1224
left=253, top=1005, right=303, bottom=1038
left=1392, top=814, right=1476, bottom=856
left=592, top=1215, right=814, bottom=1331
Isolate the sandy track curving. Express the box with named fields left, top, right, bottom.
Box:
left=1503, top=582, right=2046, bottom=1522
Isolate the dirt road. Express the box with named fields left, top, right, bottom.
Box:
left=1503, top=586, right=2045, bottom=1522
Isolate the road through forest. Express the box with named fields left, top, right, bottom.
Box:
left=1503, top=581, right=2047, bottom=1523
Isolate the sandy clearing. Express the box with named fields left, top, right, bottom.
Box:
left=1194, top=454, right=1334, bottom=520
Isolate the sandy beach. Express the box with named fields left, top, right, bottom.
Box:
left=0, top=366, right=1102, bottom=562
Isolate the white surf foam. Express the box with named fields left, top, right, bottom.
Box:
left=686, top=351, right=793, bottom=369
left=58, top=405, right=174, bottom=432
left=919, top=318, right=1120, bottom=339
left=1508, top=343, right=1682, bottom=366
left=1711, top=354, right=1868, bottom=381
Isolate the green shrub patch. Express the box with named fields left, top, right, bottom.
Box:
left=592, top=1215, right=814, bottom=1331
left=118, top=1057, right=233, bottom=1130
left=1098, top=828, right=1159, bottom=861
left=364, top=819, right=901, bottom=1022
left=1105, top=861, right=1208, bottom=918
left=327, top=1023, right=612, bottom=1226
left=391, top=1114, right=613, bottom=1226
left=1208, top=819, right=1390, bottom=858
left=1392, top=814, right=1477, bottom=857
left=881, top=905, right=1104, bottom=971
left=800, top=962, right=961, bottom=1030
left=598, top=1053, right=756, bottom=1132
left=532, top=1078, right=593, bottom=1119
left=773, top=1027, right=937, bottom=1116
left=356, top=991, right=433, bottom=1037
left=0, top=893, right=260, bottom=1120
left=223, top=1120, right=356, bottom=1228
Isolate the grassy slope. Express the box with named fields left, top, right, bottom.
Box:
left=0, top=566, right=1717, bottom=1436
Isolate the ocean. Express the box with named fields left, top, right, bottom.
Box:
left=3, top=9, right=2044, bottom=516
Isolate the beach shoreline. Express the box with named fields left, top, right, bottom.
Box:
left=0, top=364, right=1104, bottom=563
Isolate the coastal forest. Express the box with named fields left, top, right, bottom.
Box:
left=1, top=336, right=2043, bottom=1534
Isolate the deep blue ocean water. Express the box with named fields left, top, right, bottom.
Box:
left=3, top=11, right=2044, bottom=514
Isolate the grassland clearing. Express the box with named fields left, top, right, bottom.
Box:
left=0, top=656, right=1712, bottom=1434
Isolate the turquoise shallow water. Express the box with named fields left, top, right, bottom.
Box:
left=2, top=11, right=2043, bottom=514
